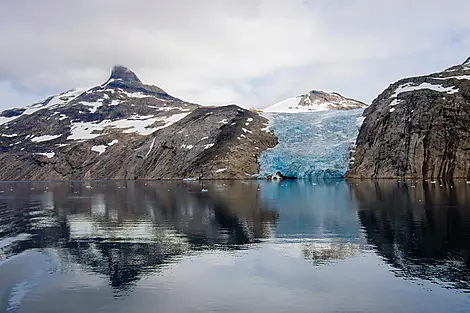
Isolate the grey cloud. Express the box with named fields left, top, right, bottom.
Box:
left=0, top=0, right=469, bottom=109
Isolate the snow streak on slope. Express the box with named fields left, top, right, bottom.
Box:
left=259, top=109, right=364, bottom=179
left=263, top=97, right=303, bottom=113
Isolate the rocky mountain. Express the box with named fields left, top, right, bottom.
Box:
left=0, top=66, right=277, bottom=180
left=347, top=57, right=470, bottom=179
left=263, top=90, right=367, bottom=113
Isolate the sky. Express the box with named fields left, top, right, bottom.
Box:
left=1, top=0, right=470, bottom=110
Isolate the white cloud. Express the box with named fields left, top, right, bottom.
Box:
left=0, top=0, right=470, bottom=109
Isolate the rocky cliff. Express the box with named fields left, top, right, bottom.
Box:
left=0, top=66, right=277, bottom=180
left=346, top=58, right=470, bottom=179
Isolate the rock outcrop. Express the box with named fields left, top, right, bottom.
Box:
left=263, top=90, right=367, bottom=113
left=0, top=67, right=277, bottom=180
left=346, top=58, right=470, bottom=179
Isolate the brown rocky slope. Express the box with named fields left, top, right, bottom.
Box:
left=0, top=66, right=277, bottom=180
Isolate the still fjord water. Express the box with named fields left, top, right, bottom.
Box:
left=0, top=180, right=469, bottom=312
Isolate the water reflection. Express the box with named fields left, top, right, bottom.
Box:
left=352, top=180, right=470, bottom=290
left=259, top=180, right=365, bottom=265
left=1, top=179, right=470, bottom=309
left=0, top=181, right=278, bottom=292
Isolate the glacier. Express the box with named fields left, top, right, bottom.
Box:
left=259, top=109, right=364, bottom=179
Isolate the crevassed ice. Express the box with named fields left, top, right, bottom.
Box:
left=259, top=109, right=364, bottom=179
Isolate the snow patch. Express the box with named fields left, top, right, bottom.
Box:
left=67, top=112, right=190, bottom=140
left=24, top=88, right=87, bottom=115
left=33, top=152, right=55, bottom=158
left=181, top=144, right=194, bottom=150
left=1, top=133, right=18, bottom=138
left=263, top=97, right=302, bottom=113
left=145, top=137, right=156, bottom=158
left=390, top=99, right=402, bottom=106
left=80, top=100, right=104, bottom=113
left=91, top=145, right=107, bottom=155
left=31, top=134, right=62, bottom=142
left=215, top=168, right=227, bottom=173
left=203, top=143, right=215, bottom=149
left=433, top=75, right=470, bottom=80
left=0, top=116, right=21, bottom=126
left=391, top=82, right=459, bottom=98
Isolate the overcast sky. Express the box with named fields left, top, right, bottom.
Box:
left=1, top=0, right=470, bottom=110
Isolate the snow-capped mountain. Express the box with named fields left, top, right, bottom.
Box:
left=263, top=90, right=367, bottom=113
left=0, top=66, right=276, bottom=180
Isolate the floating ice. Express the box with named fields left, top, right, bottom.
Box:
left=259, top=109, right=364, bottom=179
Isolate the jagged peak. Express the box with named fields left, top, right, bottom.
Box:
left=107, top=65, right=141, bottom=84
left=462, top=56, right=470, bottom=66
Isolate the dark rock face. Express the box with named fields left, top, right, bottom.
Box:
left=0, top=67, right=276, bottom=180
left=108, top=65, right=142, bottom=83
left=346, top=58, right=470, bottom=179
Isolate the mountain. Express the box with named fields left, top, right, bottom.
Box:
left=0, top=66, right=277, bottom=180
left=346, top=57, right=470, bottom=179
left=263, top=90, right=367, bottom=113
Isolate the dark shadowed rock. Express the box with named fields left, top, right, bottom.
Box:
left=108, top=65, right=142, bottom=83
left=346, top=57, right=470, bottom=179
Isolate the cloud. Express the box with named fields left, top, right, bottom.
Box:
left=0, top=0, right=470, bottom=109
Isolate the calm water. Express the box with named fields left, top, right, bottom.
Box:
left=0, top=180, right=470, bottom=313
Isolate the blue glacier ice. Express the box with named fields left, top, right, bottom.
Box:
left=259, top=109, right=364, bottom=179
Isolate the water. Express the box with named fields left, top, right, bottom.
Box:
left=0, top=180, right=469, bottom=313
left=259, top=110, right=364, bottom=178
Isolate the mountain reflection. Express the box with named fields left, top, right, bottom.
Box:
left=352, top=180, right=470, bottom=290
left=0, top=181, right=278, bottom=291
